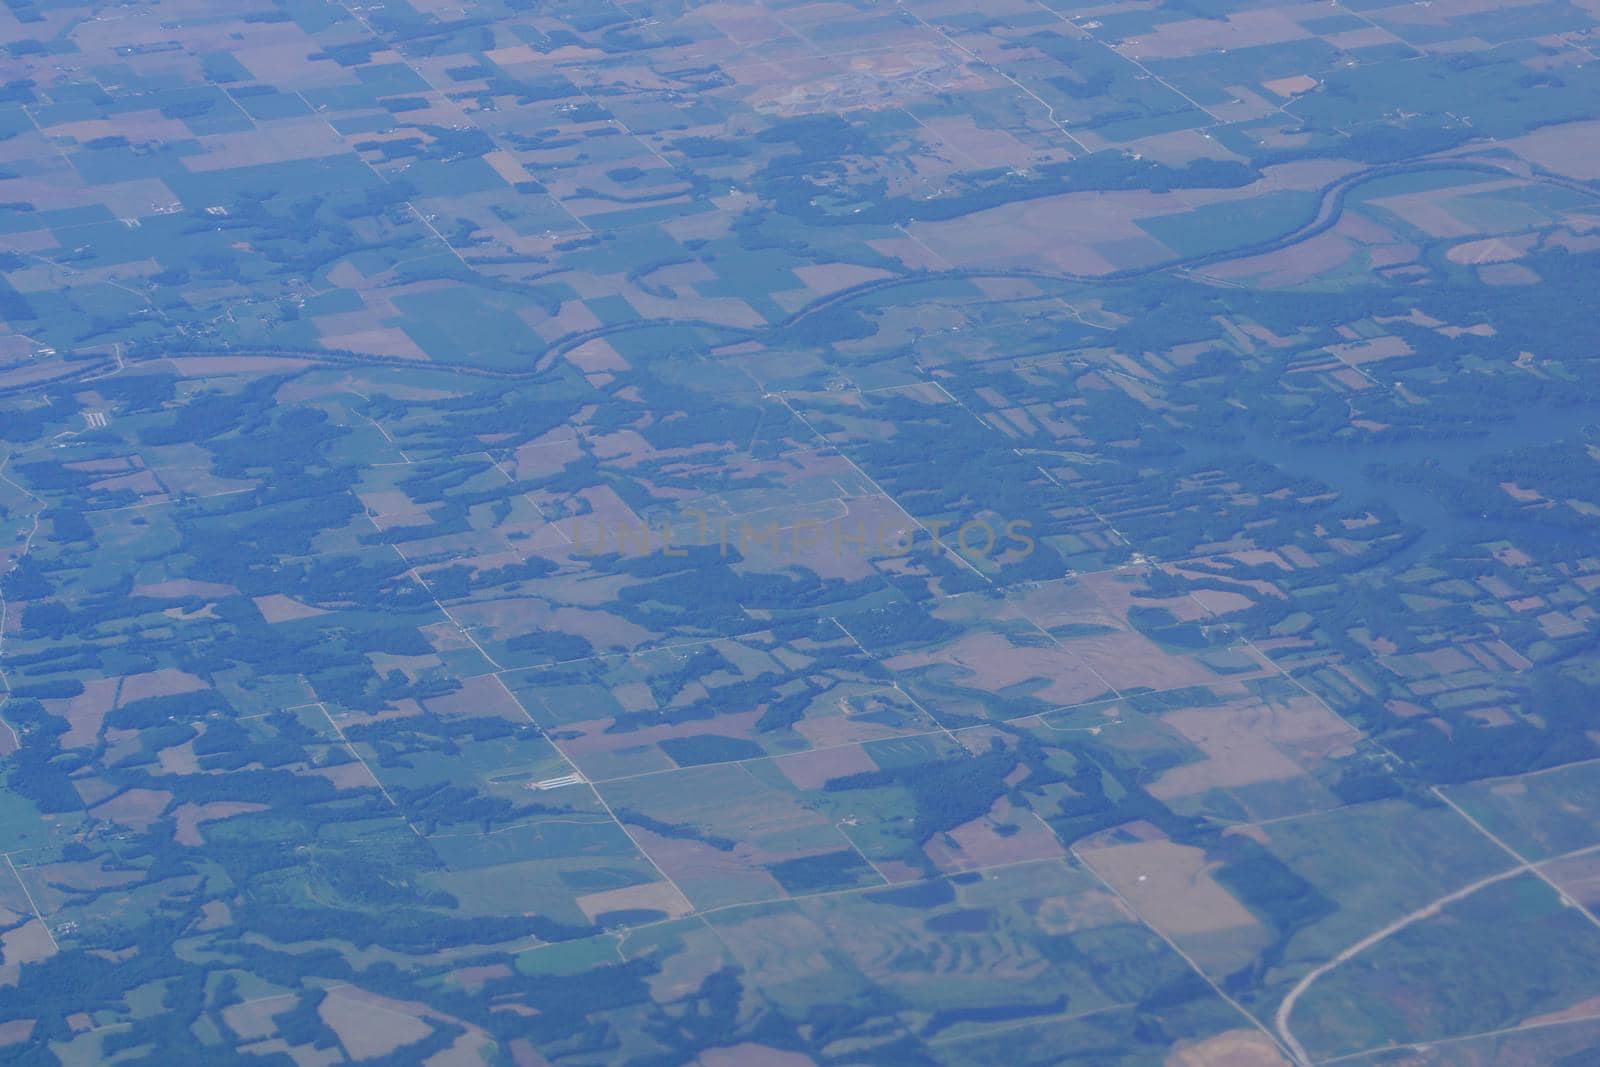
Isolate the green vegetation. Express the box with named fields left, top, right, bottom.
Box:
left=4, top=0, right=1600, bottom=1062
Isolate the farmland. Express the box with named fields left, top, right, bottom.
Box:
left=4, top=0, right=1600, bottom=1063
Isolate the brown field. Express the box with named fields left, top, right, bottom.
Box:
left=574, top=879, right=694, bottom=923
left=924, top=115, right=1039, bottom=169
left=908, top=190, right=1173, bottom=275
left=14, top=858, right=140, bottom=914
left=887, top=630, right=1110, bottom=707
left=184, top=119, right=347, bottom=171
left=1078, top=838, right=1270, bottom=975
left=564, top=338, right=630, bottom=374
left=735, top=497, right=904, bottom=583
left=253, top=594, right=330, bottom=623
left=321, top=326, right=432, bottom=360
left=1368, top=179, right=1529, bottom=238
left=774, top=742, right=879, bottom=790
left=9, top=0, right=1600, bottom=1059
left=698, top=1043, right=818, bottom=1067
left=306, top=761, right=383, bottom=791
left=531, top=299, right=604, bottom=342
left=119, top=668, right=208, bottom=705
left=364, top=497, right=440, bottom=533
left=134, top=456, right=256, bottom=499
left=1100, top=569, right=1213, bottom=621
left=1121, top=10, right=1311, bottom=60
left=1520, top=994, right=1600, bottom=1029
left=1164, top=561, right=1286, bottom=603
left=1149, top=693, right=1359, bottom=800
left=1205, top=230, right=1363, bottom=286
left=1539, top=853, right=1600, bottom=909
left=1186, top=587, right=1262, bottom=615
left=318, top=989, right=433, bottom=1060
left=0, top=920, right=56, bottom=967
left=422, top=675, right=528, bottom=723
left=0, top=1020, right=35, bottom=1047
left=1447, top=235, right=1535, bottom=264
left=155, top=732, right=201, bottom=774
left=1327, top=335, right=1413, bottom=366
left=1505, top=119, right=1600, bottom=180
left=89, top=788, right=173, bottom=831
left=1479, top=262, right=1541, bottom=286
left=507, top=1037, right=550, bottom=1066
left=1007, top=578, right=1136, bottom=631
left=791, top=262, right=894, bottom=295
left=1167, top=1030, right=1291, bottom=1067
left=459, top=599, right=657, bottom=656
left=1324, top=25, right=1407, bottom=50
left=633, top=831, right=786, bottom=910
left=428, top=1027, right=503, bottom=1066
left=0, top=889, right=30, bottom=929
left=922, top=796, right=1066, bottom=872
left=570, top=294, right=715, bottom=349
left=330, top=700, right=424, bottom=729
left=0, top=230, right=61, bottom=263
left=368, top=651, right=445, bottom=684
left=1261, top=74, right=1320, bottom=98
left=777, top=739, right=889, bottom=790
left=49, top=678, right=120, bottom=749
left=1066, top=630, right=1230, bottom=692
left=172, top=802, right=269, bottom=846
left=450, top=963, right=511, bottom=992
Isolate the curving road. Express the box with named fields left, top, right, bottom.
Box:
left=1272, top=832, right=1600, bottom=1066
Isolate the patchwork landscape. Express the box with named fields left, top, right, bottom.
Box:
left=4, top=0, right=1600, bottom=1062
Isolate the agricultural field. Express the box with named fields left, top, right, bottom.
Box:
left=3, top=0, right=1600, bottom=1063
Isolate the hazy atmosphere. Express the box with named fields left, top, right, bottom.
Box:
left=2, top=0, right=1600, bottom=1063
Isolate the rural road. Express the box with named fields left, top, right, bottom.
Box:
left=1273, top=833, right=1600, bottom=1066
